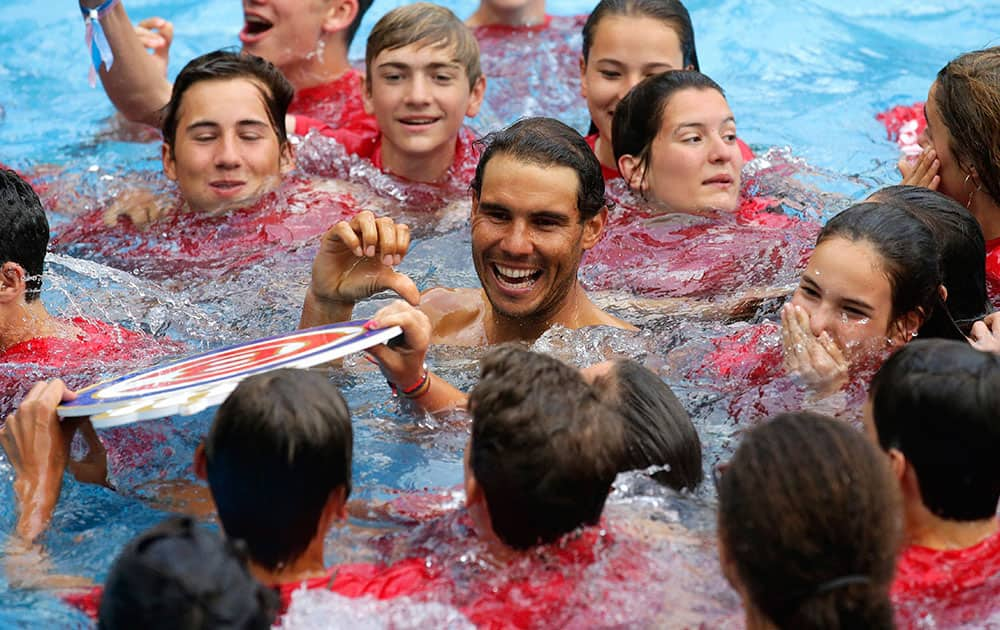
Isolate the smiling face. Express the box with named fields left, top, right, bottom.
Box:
left=364, top=41, right=485, bottom=181
left=920, top=82, right=971, bottom=204
left=471, top=154, right=605, bottom=323
left=630, top=87, right=743, bottom=213
left=162, top=78, right=288, bottom=215
left=789, top=236, right=899, bottom=362
left=240, top=0, right=334, bottom=73
left=580, top=15, right=686, bottom=163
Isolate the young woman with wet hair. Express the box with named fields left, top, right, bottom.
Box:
left=901, top=47, right=1000, bottom=296
left=716, top=411, right=902, bottom=629
left=578, top=0, right=752, bottom=180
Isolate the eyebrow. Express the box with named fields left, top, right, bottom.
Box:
left=377, top=61, right=462, bottom=71
left=802, top=276, right=875, bottom=312
left=675, top=117, right=736, bottom=130
left=479, top=201, right=572, bottom=223
left=185, top=119, right=269, bottom=132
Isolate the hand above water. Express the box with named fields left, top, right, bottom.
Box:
left=781, top=303, right=849, bottom=396
left=969, top=311, right=1000, bottom=354
left=134, top=17, right=173, bottom=79
left=301, top=211, right=420, bottom=328
left=899, top=147, right=940, bottom=190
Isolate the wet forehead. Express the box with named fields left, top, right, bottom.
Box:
left=478, top=154, right=582, bottom=217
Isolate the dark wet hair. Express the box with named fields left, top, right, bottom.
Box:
left=935, top=47, right=1000, bottom=205
left=0, top=169, right=47, bottom=302
left=717, top=412, right=901, bottom=630
left=869, top=185, right=992, bottom=330
left=468, top=345, right=624, bottom=549
left=471, top=117, right=608, bottom=221
left=817, top=202, right=959, bottom=339
left=581, top=0, right=699, bottom=70
left=348, top=0, right=374, bottom=45
left=161, top=50, right=294, bottom=157
left=612, top=71, right=726, bottom=192
left=593, top=359, right=702, bottom=491
left=99, top=516, right=278, bottom=629
left=204, top=369, right=352, bottom=572
left=870, top=339, right=1000, bottom=521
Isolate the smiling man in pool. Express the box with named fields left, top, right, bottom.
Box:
left=299, top=117, right=633, bottom=346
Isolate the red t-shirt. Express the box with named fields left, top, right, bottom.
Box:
left=584, top=133, right=756, bottom=182
left=288, top=69, right=377, bottom=135
left=985, top=237, right=1000, bottom=302
left=892, top=527, right=1000, bottom=628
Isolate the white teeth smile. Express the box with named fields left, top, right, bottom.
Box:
left=495, top=265, right=537, bottom=279
left=402, top=118, right=436, bottom=124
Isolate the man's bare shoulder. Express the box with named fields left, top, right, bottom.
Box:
left=419, top=288, right=489, bottom=346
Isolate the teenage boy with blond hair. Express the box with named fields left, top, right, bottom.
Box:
left=294, top=3, right=486, bottom=184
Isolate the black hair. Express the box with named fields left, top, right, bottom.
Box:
left=594, top=359, right=702, bottom=491
left=581, top=0, right=699, bottom=70
left=717, top=412, right=901, bottom=630
left=347, top=0, right=374, bottom=45
left=98, top=516, right=278, bottom=629
left=817, top=202, right=960, bottom=340
left=204, top=369, right=352, bottom=571
left=471, top=117, right=608, bottom=221
left=0, top=169, right=48, bottom=302
left=468, top=345, right=624, bottom=549
left=870, top=339, right=1000, bottom=521
left=612, top=70, right=725, bottom=191
left=160, top=50, right=294, bottom=156
left=868, top=185, right=992, bottom=330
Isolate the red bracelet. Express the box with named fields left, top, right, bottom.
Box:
left=389, top=364, right=430, bottom=399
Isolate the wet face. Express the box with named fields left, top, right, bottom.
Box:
left=240, top=0, right=333, bottom=72
left=633, top=88, right=743, bottom=213
left=471, top=154, right=604, bottom=322
left=162, top=78, right=288, bottom=214
left=920, top=82, right=971, bottom=204
left=364, top=41, right=485, bottom=176
left=581, top=16, right=686, bottom=149
left=789, top=237, right=899, bottom=362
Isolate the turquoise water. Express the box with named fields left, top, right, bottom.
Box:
left=1, top=0, right=999, bottom=626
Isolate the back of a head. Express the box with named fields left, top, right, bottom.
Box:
left=595, top=359, right=702, bottom=491
left=468, top=345, right=624, bottom=549
left=936, top=46, right=1000, bottom=205
left=365, top=3, right=481, bottom=87
left=204, top=369, right=352, bottom=571
left=160, top=50, right=294, bottom=152
left=471, top=117, right=607, bottom=221
left=870, top=339, right=1000, bottom=521
left=0, top=168, right=48, bottom=302
left=717, top=412, right=901, bottom=630
left=869, top=185, right=991, bottom=326
left=99, top=517, right=277, bottom=629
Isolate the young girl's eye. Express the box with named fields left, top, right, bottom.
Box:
left=599, top=70, right=621, bottom=79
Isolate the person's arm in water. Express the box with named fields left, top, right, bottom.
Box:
left=300, top=211, right=420, bottom=329
left=79, top=0, right=173, bottom=127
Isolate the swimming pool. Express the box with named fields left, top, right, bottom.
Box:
left=1, top=0, right=999, bottom=626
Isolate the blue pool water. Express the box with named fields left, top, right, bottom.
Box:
left=1, top=0, right=999, bottom=626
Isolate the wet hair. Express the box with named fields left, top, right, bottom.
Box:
left=612, top=71, right=726, bottom=192
left=717, top=412, right=901, bottom=630
left=365, top=3, right=481, bottom=89
left=468, top=345, right=624, bottom=549
left=0, top=169, right=47, bottom=302
left=160, top=50, right=294, bottom=158
left=204, top=369, right=352, bottom=572
left=592, top=359, right=702, bottom=491
left=471, top=117, right=608, bottom=222
left=870, top=339, right=1000, bottom=521
left=816, top=201, right=960, bottom=340
left=581, top=0, right=699, bottom=70
left=934, top=47, right=1000, bottom=205
left=347, top=0, right=374, bottom=46
left=99, top=516, right=278, bottom=629
left=868, top=185, right=992, bottom=330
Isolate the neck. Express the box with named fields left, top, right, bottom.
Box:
left=0, top=299, right=60, bottom=351
left=249, top=537, right=328, bottom=586
left=466, top=1, right=546, bottom=27
left=482, top=281, right=596, bottom=343
left=593, top=135, right=616, bottom=170
left=275, top=37, right=352, bottom=91
left=969, top=193, right=1000, bottom=242
left=381, top=137, right=458, bottom=183
left=905, top=499, right=999, bottom=550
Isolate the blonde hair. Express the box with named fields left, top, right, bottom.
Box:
left=365, top=3, right=481, bottom=89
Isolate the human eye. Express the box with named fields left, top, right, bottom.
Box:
left=239, top=132, right=264, bottom=141
left=433, top=71, right=457, bottom=84
left=193, top=133, right=217, bottom=143
left=599, top=69, right=621, bottom=79
left=483, top=208, right=509, bottom=222
left=533, top=215, right=563, bottom=229
left=380, top=71, right=404, bottom=83
left=797, top=282, right=819, bottom=299
left=681, top=134, right=703, bottom=144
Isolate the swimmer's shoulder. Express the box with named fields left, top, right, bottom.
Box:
left=420, top=287, right=488, bottom=345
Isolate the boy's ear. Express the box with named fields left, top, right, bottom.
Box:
left=361, top=75, right=375, bottom=115
left=321, top=0, right=359, bottom=35
left=280, top=142, right=296, bottom=175
left=464, top=75, right=487, bottom=119
left=581, top=206, right=608, bottom=251
left=193, top=443, right=208, bottom=480
left=579, top=55, right=587, bottom=98
left=0, top=262, right=26, bottom=305
left=162, top=143, right=177, bottom=181
left=464, top=471, right=483, bottom=508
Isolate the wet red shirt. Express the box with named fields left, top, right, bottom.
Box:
left=986, top=237, right=1000, bottom=302
left=288, top=69, right=376, bottom=135
left=892, top=527, right=1000, bottom=628
left=584, top=133, right=756, bottom=182
left=876, top=102, right=926, bottom=157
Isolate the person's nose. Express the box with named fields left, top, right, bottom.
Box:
left=499, top=219, right=533, bottom=257
left=405, top=74, right=432, bottom=107
left=214, top=134, right=242, bottom=169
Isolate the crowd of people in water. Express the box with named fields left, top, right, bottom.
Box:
left=1, top=0, right=999, bottom=627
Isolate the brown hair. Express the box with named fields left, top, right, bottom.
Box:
left=365, top=3, right=481, bottom=89
left=935, top=46, right=1000, bottom=204
left=717, top=412, right=902, bottom=629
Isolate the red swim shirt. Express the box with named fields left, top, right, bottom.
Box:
left=288, top=69, right=377, bottom=136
